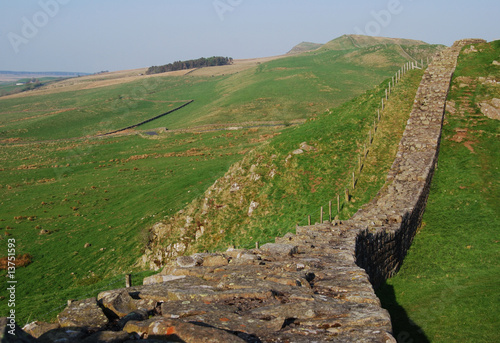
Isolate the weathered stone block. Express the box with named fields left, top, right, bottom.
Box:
left=202, top=255, right=229, bottom=267
left=260, top=243, right=298, bottom=256
left=81, top=330, right=133, bottom=343
left=22, top=321, right=59, bottom=339
left=124, top=317, right=247, bottom=342
left=57, top=297, right=108, bottom=329
left=143, top=274, right=186, bottom=285
left=38, top=327, right=88, bottom=343
left=98, top=289, right=138, bottom=318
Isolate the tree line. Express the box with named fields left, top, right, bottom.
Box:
left=146, top=56, right=233, bottom=75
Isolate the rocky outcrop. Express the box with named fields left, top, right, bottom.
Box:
left=479, top=98, right=500, bottom=120
left=2, top=39, right=482, bottom=343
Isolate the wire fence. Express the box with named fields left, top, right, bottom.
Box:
left=294, top=58, right=430, bottom=228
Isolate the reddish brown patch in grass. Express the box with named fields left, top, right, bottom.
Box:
left=449, top=128, right=476, bottom=153
left=450, top=128, right=468, bottom=143
left=463, top=141, right=476, bottom=153
left=309, top=177, right=323, bottom=193
left=0, top=253, right=33, bottom=270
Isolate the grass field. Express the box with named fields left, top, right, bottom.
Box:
left=0, top=36, right=442, bottom=324
left=0, top=77, right=65, bottom=97
left=147, top=69, right=425, bottom=262
left=0, top=38, right=440, bottom=142
left=377, top=40, right=500, bottom=342
left=0, top=127, right=275, bottom=322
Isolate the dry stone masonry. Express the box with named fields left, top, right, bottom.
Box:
left=3, top=39, right=485, bottom=343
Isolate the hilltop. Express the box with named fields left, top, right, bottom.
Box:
left=287, top=41, right=323, bottom=54
left=321, top=34, right=430, bottom=51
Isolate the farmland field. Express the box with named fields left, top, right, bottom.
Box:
left=0, top=36, right=442, bottom=323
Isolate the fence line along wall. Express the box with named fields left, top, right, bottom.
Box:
left=11, top=39, right=485, bottom=343
left=352, top=39, right=482, bottom=288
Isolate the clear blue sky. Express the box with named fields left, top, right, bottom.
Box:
left=0, top=0, right=498, bottom=73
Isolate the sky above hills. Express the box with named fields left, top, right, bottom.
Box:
left=0, top=0, right=498, bottom=73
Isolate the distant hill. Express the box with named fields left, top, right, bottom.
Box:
left=287, top=42, right=324, bottom=54
left=0, top=70, right=89, bottom=82
left=320, top=34, right=434, bottom=51
left=286, top=35, right=445, bottom=64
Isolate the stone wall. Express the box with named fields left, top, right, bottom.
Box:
left=4, top=39, right=485, bottom=343
left=353, top=39, right=485, bottom=288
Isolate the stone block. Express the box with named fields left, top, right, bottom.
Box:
left=202, top=255, right=229, bottom=267
left=143, top=274, right=186, bottom=285
left=260, top=243, right=298, bottom=256
left=124, top=317, right=247, bottom=342
left=22, top=321, right=60, bottom=339
left=57, top=298, right=109, bottom=329
left=38, top=327, right=88, bottom=343
left=81, top=330, right=133, bottom=343
left=98, top=289, right=138, bottom=318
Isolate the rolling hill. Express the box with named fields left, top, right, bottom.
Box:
left=0, top=35, right=443, bottom=142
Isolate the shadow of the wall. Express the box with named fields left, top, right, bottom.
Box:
left=376, top=282, right=430, bottom=343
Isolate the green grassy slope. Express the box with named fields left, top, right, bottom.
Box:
left=0, top=37, right=442, bottom=142
left=0, top=77, right=65, bottom=97
left=149, top=69, right=425, bottom=258
left=0, top=127, right=272, bottom=323
left=321, top=34, right=427, bottom=51
left=377, top=40, right=500, bottom=342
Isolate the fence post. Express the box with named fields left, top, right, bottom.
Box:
left=377, top=108, right=380, bottom=121
left=320, top=207, right=324, bottom=223
left=125, top=274, right=131, bottom=288
left=337, top=194, right=340, bottom=214
left=308, top=215, right=311, bottom=226
left=352, top=172, right=356, bottom=189
left=345, top=188, right=350, bottom=202
left=329, top=201, right=332, bottom=221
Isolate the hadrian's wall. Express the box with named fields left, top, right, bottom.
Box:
left=5, top=39, right=486, bottom=343
left=353, top=39, right=482, bottom=288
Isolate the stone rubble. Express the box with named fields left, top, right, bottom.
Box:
left=2, top=39, right=485, bottom=343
